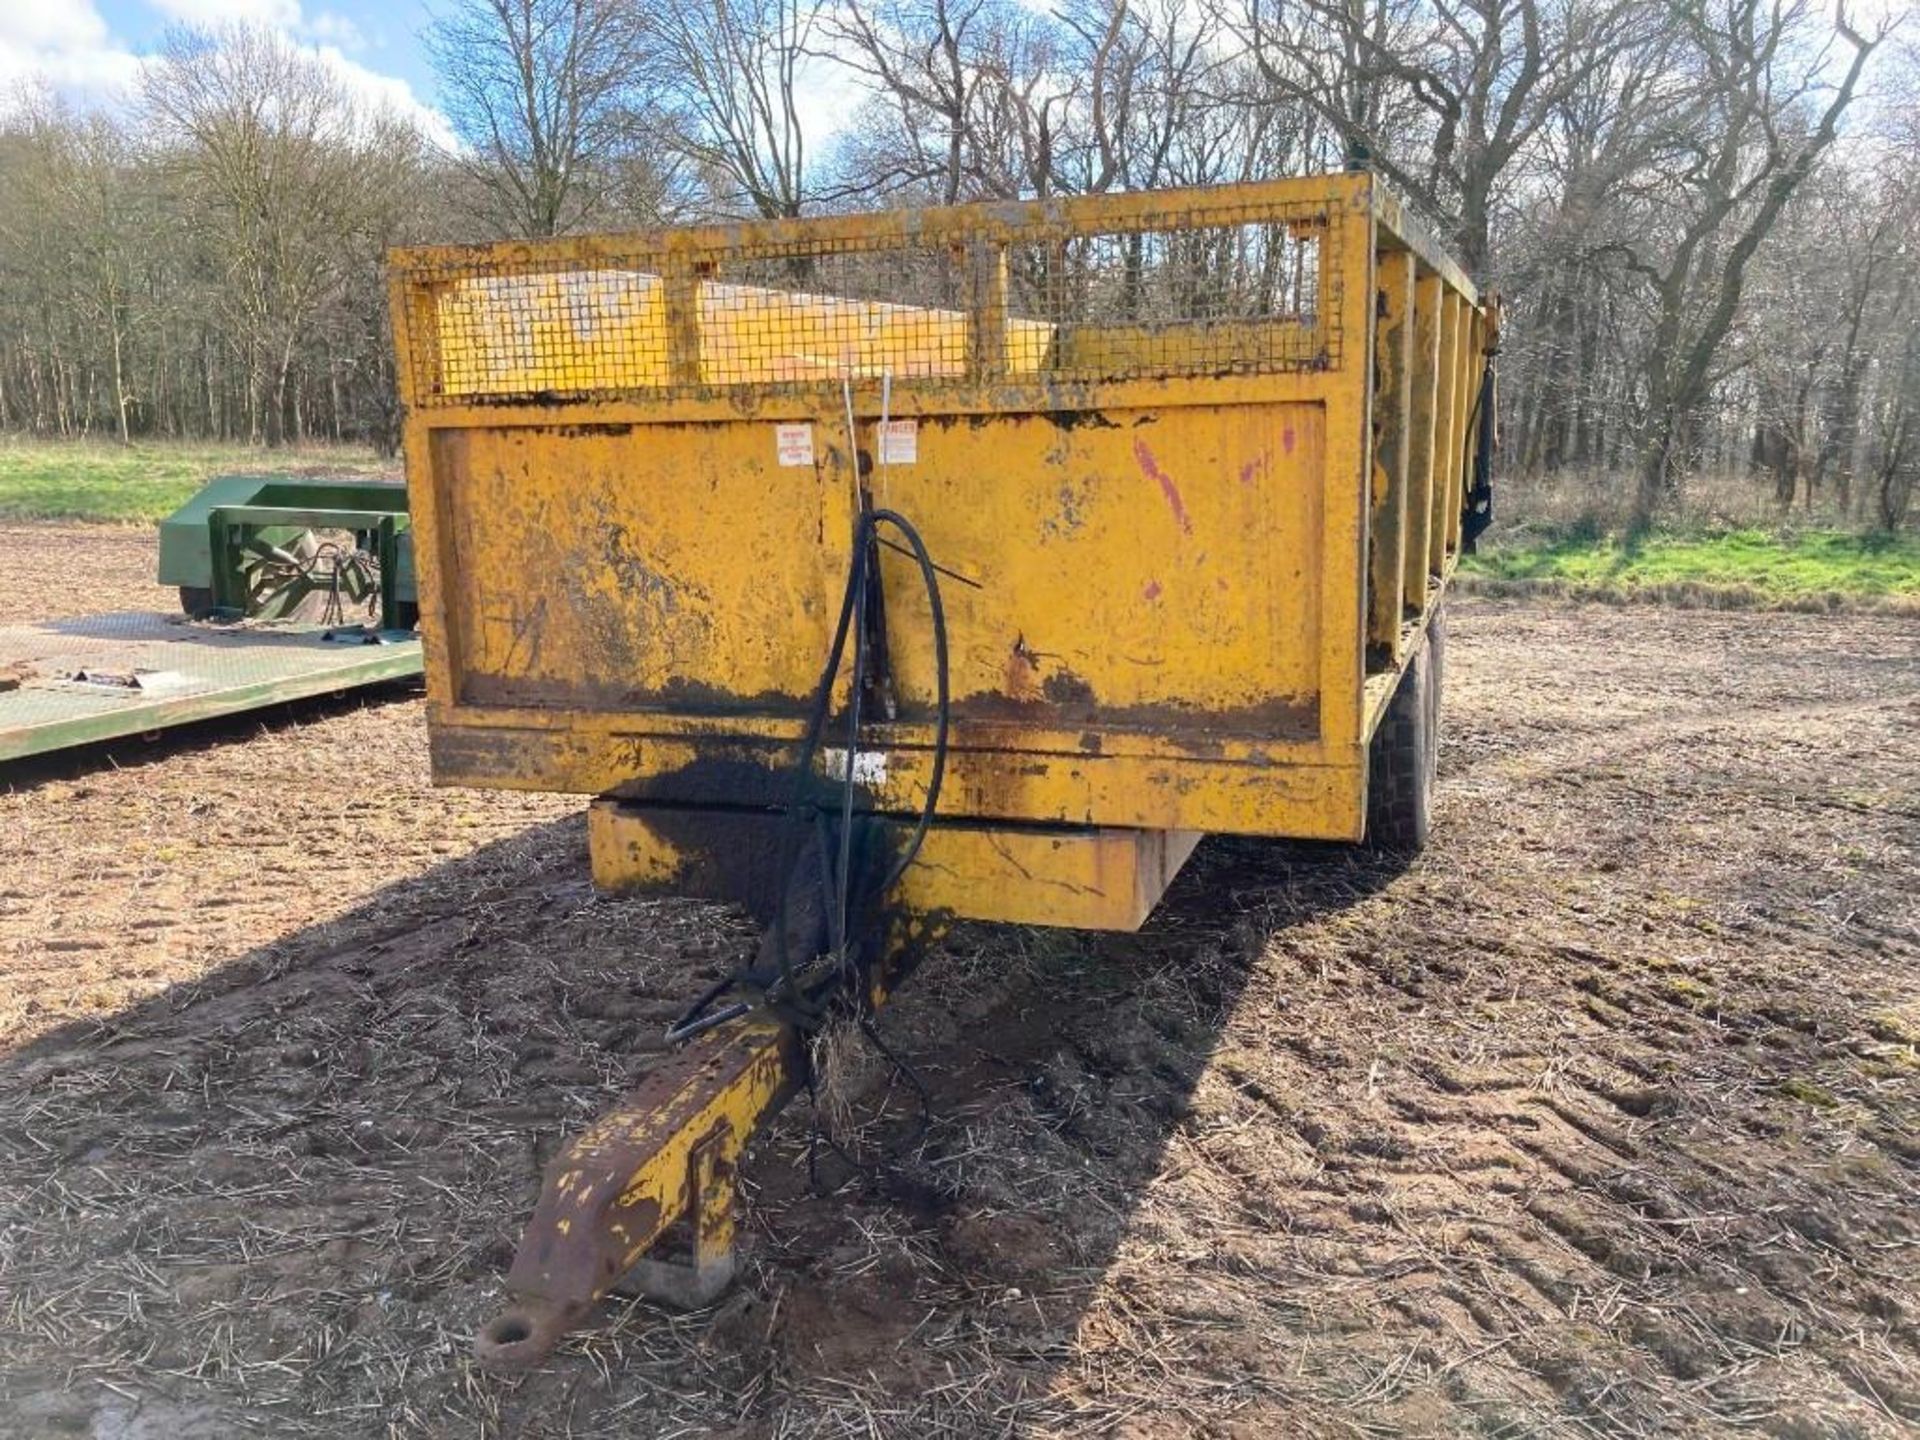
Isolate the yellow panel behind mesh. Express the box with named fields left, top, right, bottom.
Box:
left=404, top=186, right=1341, bottom=405
left=434, top=272, right=1054, bottom=395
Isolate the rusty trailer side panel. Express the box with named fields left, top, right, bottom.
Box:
left=390, top=173, right=1486, bottom=848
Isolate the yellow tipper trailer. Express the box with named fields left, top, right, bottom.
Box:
left=389, top=171, right=1497, bottom=1366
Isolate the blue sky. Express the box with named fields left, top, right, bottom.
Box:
left=96, top=0, right=441, bottom=98
left=1, top=0, right=452, bottom=140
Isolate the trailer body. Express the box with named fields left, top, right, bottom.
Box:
left=388, top=172, right=1494, bottom=1364
left=0, top=613, right=419, bottom=763
left=393, top=174, right=1486, bottom=873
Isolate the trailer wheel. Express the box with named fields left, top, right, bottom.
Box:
left=1366, top=617, right=1439, bottom=854
left=178, top=586, right=214, bottom=619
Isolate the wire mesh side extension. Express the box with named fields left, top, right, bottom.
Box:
left=396, top=188, right=1346, bottom=406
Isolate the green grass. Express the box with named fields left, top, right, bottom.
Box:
left=0, top=438, right=391, bottom=523
left=1461, top=527, right=1920, bottom=607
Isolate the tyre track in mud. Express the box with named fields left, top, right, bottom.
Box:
left=0, top=540, right=1916, bottom=1437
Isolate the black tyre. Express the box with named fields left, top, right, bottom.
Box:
left=1366, top=616, right=1439, bottom=854
left=178, top=585, right=215, bottom=619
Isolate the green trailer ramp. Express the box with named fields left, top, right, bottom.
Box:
left=0, top=613, right=421, bottom=763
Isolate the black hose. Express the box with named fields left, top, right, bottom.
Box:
left=866, top=509, right=950, bottom=888
left=1462, top=355, right=1498, bottom=552
left=666, top=506, right=949, bottom=1043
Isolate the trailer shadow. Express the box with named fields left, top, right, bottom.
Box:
left=0, top=815, right=1404, bottom=1437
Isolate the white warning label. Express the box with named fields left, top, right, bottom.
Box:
left=775, top=423, right=814, bottom=467
left=822, top=747, right=889, bottom=786
left=878, top=419, right=918, bottom=465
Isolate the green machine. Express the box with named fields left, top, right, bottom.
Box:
left=2, top=476, right=423, bottom=763
left=156, top=475, right=418, bottom=630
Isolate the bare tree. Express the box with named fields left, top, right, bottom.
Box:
left=0, top=96, right=145, bottom=443
left=830, top=0, right=1011, bottom=205
left=652, top=0, right=820, bottom=218
left=1858, top=153, right=1920, bottom=531
left=1062, top=0, right=1250, bottom=193
left=0, top=0, right=1915, bottom=545
left=427, top=0, right=651, bottom=236
left=1740, top=170, right=1899, bottom=513
left=1606, top=1, right=1879, bottom=531
left=145, top=24, right=425, bottom=445
left=1867, top=321, right=1918, bottom=530
left=1240, top=0, right=1639, bottom=276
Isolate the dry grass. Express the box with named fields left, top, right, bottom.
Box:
left=1455, top=572, right=1920, bottom=615
left=1493, top=464, right=1869, bottom=539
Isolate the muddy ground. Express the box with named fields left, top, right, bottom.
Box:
left=0, top=521, right=1915, bottom=1438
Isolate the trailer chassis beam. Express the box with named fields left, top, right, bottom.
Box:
left=474, top=1015, right=799, bottom=1369
left=472, top=804, right=1198, bottom=1370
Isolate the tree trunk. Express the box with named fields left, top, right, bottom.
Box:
left=109, top=314, right=131, bottom=447
left=1631, top=411, right=1674, bottom=536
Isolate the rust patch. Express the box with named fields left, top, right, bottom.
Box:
left=553, top=423, right=635, bottom=437
left=428, top=722, right=562, bottom=784
left=1005, top=635, right=1045, bottom=703
left=459, top=671, right=810, bottom=716
left=503, top=1023, right=800, bottom=1311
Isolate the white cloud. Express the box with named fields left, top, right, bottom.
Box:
left=300, top=11, right=366, bottom=52
left=0, top=0, right=454, bottom=149
left=790, top=50, right=867, bottom=153
left=0, top=2, right=145, bottom=105
left=146, top=0, right=304, bottom=28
